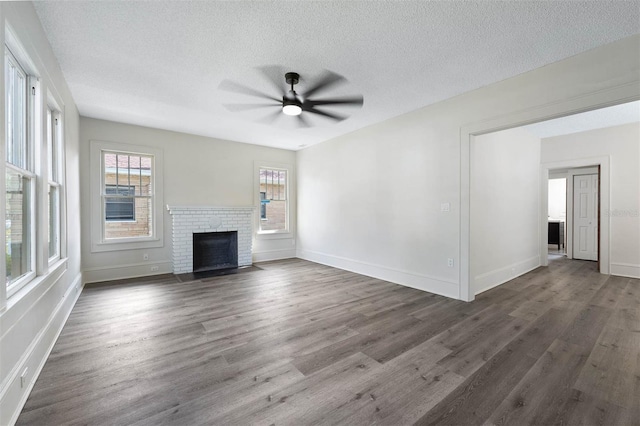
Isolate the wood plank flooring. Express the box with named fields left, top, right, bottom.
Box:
left=17, top=257, right=640, bottom=425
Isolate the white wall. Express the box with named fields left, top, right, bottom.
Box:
left=548, top=178, right=567, bottom=220
left=297, top=35, right=640, bottom=300
left=542, top=122, right=640, bottom=278
left=79, top=118, right=297, bottom=282
left=0, top=3, right=82, bottom=424
left=471, top=128, right=541, bottom=295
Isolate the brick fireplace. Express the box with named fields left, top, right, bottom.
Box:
left=167, top=205, right=254, bottom=274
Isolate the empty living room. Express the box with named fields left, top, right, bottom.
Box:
left=1, top=1, right=639, bottom=425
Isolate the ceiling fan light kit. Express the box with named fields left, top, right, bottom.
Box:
left=282, top=102, right=302, bottom=116
left=220, top=68, right=364, bottom=127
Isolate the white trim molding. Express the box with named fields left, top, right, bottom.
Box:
left=297, top=248, right=459, bottom=299
left=610, top=263, right=640, bottom=279
left=252, top=248, right=296, bottom=263
left=474, top=255, right=541, bottom=296
left=0, top=270, right=82, bottom=426
left=82, top=260, right=173, bottom=284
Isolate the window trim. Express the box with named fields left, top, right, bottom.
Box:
left=89, top=140, right=164, bottom=253
left=254, top=162, right=292, bottom=238
left=46, top=106, right=62, bottom=265
left=5, top=47, right=38, bottom=298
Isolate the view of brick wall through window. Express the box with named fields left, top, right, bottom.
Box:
left=5, top=172, right=29, bottom=281
left=259, top=168, right=286, bottom=231
left=103, top=152, right=153, bottom=239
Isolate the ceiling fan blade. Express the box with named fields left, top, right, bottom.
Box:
left=257, top=109, right=282, bottom=125
left=305, top=107, right=347, bottom=122
left=295, top=114, right=311, bottom=128
left=257, top=65, right=286, bottom=95
left=223, top=102, right=279, bottom=112
left=218, top=79, right=280, bottom=102
left=304, top=96, right=364, bottom=108
left=301, top=70, right=347, bottom=98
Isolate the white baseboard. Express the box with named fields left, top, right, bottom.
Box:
left=1, top=272, right=83, bottom=426
left=473, top=255, right=540, bottom=295
left=252, top=248, right=296, bottom=263
left=296, top=248, right=459, bottom=299
left=83, top=261, right=173, bottom=284
left=610, top=262, right=640, bottom=279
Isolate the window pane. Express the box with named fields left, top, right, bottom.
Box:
left=260, top=199, right=286, bottom=231
left=259, top=168, right=287, bottom=231
left=6, top=168, right=32, bottom=283
left=105, top=185, right=135, bottom=221
left=103, top=151, right=154, bottom=239
left=5, top=51, right=27, bottom=169
left=104, top=196, right=152, bottom=239
left=279, top=170, right=286, bottom=200
left=48, top=185, right=59, bottom=258
left=47, top=109, right=59, bottom=181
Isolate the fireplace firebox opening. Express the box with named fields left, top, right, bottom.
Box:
left=193, top=231, right=238, bottom=272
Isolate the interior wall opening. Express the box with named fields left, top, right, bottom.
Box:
left=468, top=99, right=639, bottom=298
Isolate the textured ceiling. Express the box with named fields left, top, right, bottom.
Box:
left=34, top=1, right=640, bottom=150
left=525, top=101, right=640, bottom=139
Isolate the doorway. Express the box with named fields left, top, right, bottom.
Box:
left=547, top=175, right=566, bottom=257
left=547, top=166, right=601, bottom=263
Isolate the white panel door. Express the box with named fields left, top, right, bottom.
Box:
left=573, top=174, right=598, bottom=261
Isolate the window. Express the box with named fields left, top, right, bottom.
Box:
left=258, top=168, right=288, bottom=232
left=105, top=185, right=135, bottom=221
left=5, top=47, right=35, bottom=293
left=101, top=152, right=153, bottom=239
left=47, top=108, right=61, bottom=261
left=90, top=141, right=163, bottom=252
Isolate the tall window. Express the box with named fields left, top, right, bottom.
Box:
left=47, top=108, right=61, bottom=261
left=102, top=151, right=153, bottom=240
left=259, top=168, right=287, bottom=232
left=5, top=47, right=35, bottom=291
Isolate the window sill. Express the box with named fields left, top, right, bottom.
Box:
left=48, top=254, right=61, bottom=268
left=256, top=230, right=294, bottom=240
left=4, top=258, right=68, bottom=313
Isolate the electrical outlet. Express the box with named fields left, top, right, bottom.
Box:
left=447, top=258, right=454, bottom=267
left=150, top=266, right=159, bottom=272
left=143, top=253, right=149, bottom=261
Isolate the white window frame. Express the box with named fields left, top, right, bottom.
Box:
left=254, top=161, right=292, bottom=238
left=4, top=46, right=38, bottom=298
left=90, top=140, right=164, bottom=253
left=46, top=104, right=62, bottom=265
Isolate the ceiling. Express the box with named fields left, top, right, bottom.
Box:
left=33, top=1, right=640, bottom=150
left=524, top=101, right=640, bottom=139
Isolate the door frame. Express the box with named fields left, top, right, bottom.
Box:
left=542, top=161, right=608, bottom=268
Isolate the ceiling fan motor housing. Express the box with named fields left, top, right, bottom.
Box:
left=285, top=72, right=300, bottom=86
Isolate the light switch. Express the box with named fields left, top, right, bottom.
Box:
left=441, top=203, right=450, bottom=212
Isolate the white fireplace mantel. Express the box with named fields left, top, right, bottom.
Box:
left=167, top=205, right=255, bottom=274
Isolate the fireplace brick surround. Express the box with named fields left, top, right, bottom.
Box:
left=167, top=205, right=254, bottom=274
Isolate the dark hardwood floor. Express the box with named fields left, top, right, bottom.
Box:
left=17, top=257, right=640, bottom=425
